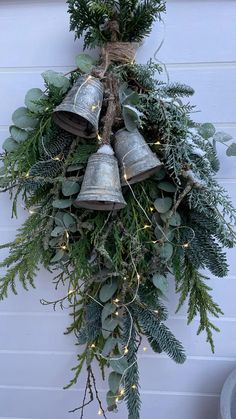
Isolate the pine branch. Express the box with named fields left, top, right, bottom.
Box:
left=123, top=314, right=141, bottom=419
left=0, top=212, right=51, bottom=299
left=67, top=0, right=166, bottom=48
left=173, top=257, right=223, bottom=353
left=134, top=304, right=186, bottom=364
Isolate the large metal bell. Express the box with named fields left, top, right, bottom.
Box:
left=114, top=129, right=163, bottom=185
left=74, top=153, right=127, bottom=211
left=53, top=76, right=104, bottom=138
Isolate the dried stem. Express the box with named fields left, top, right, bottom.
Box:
left=90, top=367, right=108, bottom=419
left=102, top=77, right=119, bottom=145
left=69, top=368, right=94, bottom=415
left=170, top=183, right=193, bottom=217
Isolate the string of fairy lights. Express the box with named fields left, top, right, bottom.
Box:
left=16, top=55, right=199, bottom=414
left=23, top=88, right=197, bottom=415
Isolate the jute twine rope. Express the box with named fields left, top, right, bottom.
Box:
left=103, top=41, right=138, bottom=65
left=91, top=20, right=139, bottom=78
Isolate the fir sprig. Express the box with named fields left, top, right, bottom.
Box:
left=173, top=256, right=223, bottom=352
left=67, top=0, right=166, bottom=48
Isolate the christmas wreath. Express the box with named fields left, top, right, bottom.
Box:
left=1, top=1, right=236, bottom=417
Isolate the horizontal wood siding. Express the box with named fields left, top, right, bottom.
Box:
left=0, top=0, right=235, bottom=418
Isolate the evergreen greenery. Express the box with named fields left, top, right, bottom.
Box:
left=67, top=0, right=166, bottom=48
left=0, top=0, right=236, bottom=417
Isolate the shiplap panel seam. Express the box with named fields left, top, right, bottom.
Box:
left=1, top=62, right=236, bottom=74
left=2, top=311, right=236, bottom=322
left=0, top=1, right=235, bottom=418
left=2, top=123, right=236, bottom=129
left=0, top=385, right=219, bottom=398
left=2, top=349, right=236, bottom=364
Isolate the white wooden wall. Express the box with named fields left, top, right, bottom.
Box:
left=0, top=1, right=236, bottom=418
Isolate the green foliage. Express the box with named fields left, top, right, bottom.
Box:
left=135, top=303, right=186, bottom=364
left=161, top=83, right=195, bottom=98
left=67, top=0, right=166, bottom=48
left=39, top=125, right=75, bottom=160
left=0, top=4, right=236, bottom=417
left=173, top=257, right=223, bottom=352
left=122, top=315, right=141, bottom=419
left=75, top=300, right=103, bottom=344
left=0, top=212, right=52, bottom=299
left=115, top=60, right=162, bottom=91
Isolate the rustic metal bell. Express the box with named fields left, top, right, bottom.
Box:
left=53, top=76, right=104, bottom=138
left=114, top=129, right=163, bottom=185
left=74, top=152, right=127, bottom=211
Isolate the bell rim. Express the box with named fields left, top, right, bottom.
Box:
left=121, top=164, right=162, bottom=186
left=53, top=112, right=97, bottom=138
left=53, top=107, right=99, bottom=131
left=74, top=199, right=127, bottom=211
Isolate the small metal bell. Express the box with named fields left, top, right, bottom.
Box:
left=114, top=129, right=163, bottom=185
left=53, top=76, right=104, bottom=138
left=74, top=153, right=127, bottom=211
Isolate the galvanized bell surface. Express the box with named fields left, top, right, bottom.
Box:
left=53, top=76, right=104, bottom=138
left=114, top=129, right=163, bottom=185
left=74, top=153, right=127, bottom=211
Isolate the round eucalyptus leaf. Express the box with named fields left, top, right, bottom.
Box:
left=51, top=226, right=65, bottom=237
left=226, top=143, right=236, bottom=157
left=159, top=242, right=174, bottom=260
left=42, top=70, right=70, bottom=93
left=52, top=199, right=74, bottom=209
left=108, top=372, right=122, bottom=394
left=25, top=88, right=46, bottom=113
left=198, top=123, right=216, bottom=140
left=169, top=212, right=181, bottom=227
left=167, top=228, right=175, bottom=241
left=2, top=137, right=18, bottom=152
left=75, top=53, right=96, bottom=73
left=153, top=167, right=166, bottom=181
left=154, top=197, right=172, bottom=213
left=213, top=131, right=233, bottom=143
left=152, top=273, right=168, bottom=294
left=50, top=249, right=65, bottom=263
left=110, top=358, right=129, bottom=375
left=99, top=279, right=118, bottom=303
left=67, top=164, right=84, bottom=172
left=49, top=237, right=60, bottom=248
left=123, top=105, right=142, bottom=132
left=160, top=211, right=181, bottom=227
left=102, top=337, right=117, bottom=357
left=149, top=185, right=159, bottom=200
left=157, top=181, right=177, bottom=193
left=12, top=107, right=38, bottom=129
left=54, top=211, right=65, bottom=226
left=122, top=90, right=140, bottom=106
left=106, top=390, right=117, bottom=411
left=102, top=317, right=119, bottom=339
left=154, top=225, right=164, bottom=240
left=10, top=126, right=28, bottom=143
left=62, top=180, right=80, bottom=196
left=102, top=303, right=117, bottom=323
left=63, top=213, right=77, bottom=229
left=152, top=211, right=162, bottom=226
